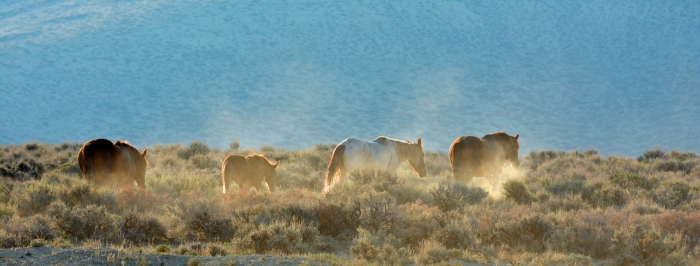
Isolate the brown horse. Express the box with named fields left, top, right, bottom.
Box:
left=222, top=154, right=280, bottom=194
left=449, top=132, right=519, bottom=193
left=323, top=137, right=426, bottom=194
left=78, top=138, right=148, bottom=187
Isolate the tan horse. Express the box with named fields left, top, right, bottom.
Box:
left=449, top=132, right=519, bottom=193
left=222, top=154, right=280, bottom=194
left=323, top=136, right=426, bottom=194
left=78, top=138, right=148, bottom=187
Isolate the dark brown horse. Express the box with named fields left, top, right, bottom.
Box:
left=222, top=154, right=280, bottom=194
left=78, top=138, right=148, bottom=187
left=449, top=132, right=519, bottom=193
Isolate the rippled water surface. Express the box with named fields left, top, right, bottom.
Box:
left=1, top=1, right=698, bottom=156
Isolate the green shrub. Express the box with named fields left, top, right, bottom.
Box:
left=546, top=180, right=595, bottom=198
left=121, top=212, right=168, bottom=244
left=430, top=182, right=488, bottom=212
left=492, top=214, right=551, bottom=253
left=350, top=229, right=410, bottom=265
left=178, top=141, right=210, bottom=160
left=434, top=220, right=476, bottom=250
left=188, top=257, right=201, bottom=266
left=653, top=182, right=695, bottom=209
left=638, top=149, right=666, bottom=161
left=244, top=220, right=318, bottom=254
left=49, top=202, right=117, bottom=241
left=315, top=202, right=359, bottom=237
left=503, top=180, right=534, bottom=205
left=3, top=215, right=55, bottom=247
left=15, top=183, right=57, bottom=217
left=156, top=244, right=171, bottom=253
left=415, top=239, right=453, bottom=265
left=588, top=187, right=629, bottom=208
left=190, top=154, right=219, bottom=170
left=610, top=225, right=685, bottom=265
left=181, top=211, right=235, bottom=242
left=205, top=242, right=228, bottom=256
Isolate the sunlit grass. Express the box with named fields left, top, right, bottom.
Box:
left=0, top=142, right=698, bottom=264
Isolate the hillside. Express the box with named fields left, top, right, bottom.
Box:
left=0, top=141, right=698, bottom=265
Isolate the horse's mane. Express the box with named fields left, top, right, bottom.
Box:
left=114, top=140, right=134, bottom=148
left=247, top=154, right=276, bottom=166
left=373, top=136, right=411, bottom=144
left=114, top=140, right=148, bottom=166
left=482, top=132, right=510, bottom=141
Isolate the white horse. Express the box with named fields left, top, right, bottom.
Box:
left=323, top=136, right=426, bottom=194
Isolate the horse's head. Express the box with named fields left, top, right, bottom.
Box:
left=264, top=160, right=281, bottom=192
left=407, top=138, right=427, bottom=177
left=134, top=149, right=148, bottom=187
left=506, top=134, right=520, bottom=168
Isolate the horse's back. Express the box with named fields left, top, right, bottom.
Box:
left=340, top=137, right=396, bottom=171
left=223, top=155, right=247, bottom=173
left=450, top=136, right=485, bottom=166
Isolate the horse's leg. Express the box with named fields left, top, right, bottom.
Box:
left=254, top=179, right=269, bottom=194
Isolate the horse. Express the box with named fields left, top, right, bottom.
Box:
left=323, top=136, right=426, bottom=194
left=221, top=154, right=280, bottom=194
left=449, top=132, right=519, bottom=194
left=77, top=138, right=148, bottom=188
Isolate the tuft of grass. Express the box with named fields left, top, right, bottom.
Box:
left=187, top=257, right=201, bottom=266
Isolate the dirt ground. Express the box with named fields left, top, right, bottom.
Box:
left=0, top=247, right=325, bottom=265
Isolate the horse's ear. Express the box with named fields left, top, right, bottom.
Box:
left=142, top=149, right=148, bottom=157
left=417, top=138, right=422, bottom=146
left=514, top=134, right=519, bottom=141
left=274, top=161, right=280, bottom=168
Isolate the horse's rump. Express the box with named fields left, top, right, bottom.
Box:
left=78, top=139, right=147, bottom=187
left=449, top=132, right=520, bottom=191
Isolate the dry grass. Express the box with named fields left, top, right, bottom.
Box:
left=1, top=142, right=699, bottom=264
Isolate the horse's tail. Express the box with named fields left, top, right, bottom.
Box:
left=323, top=144, right=345, bottom=194
left=78, top=147, right=89, bottom=181
left=221, top=156, right=230, bottom=194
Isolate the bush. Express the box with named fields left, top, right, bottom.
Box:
left=3, top=215, right=55, bottom=247
left=546, top=219, right=612, bottom=258
left=15, top=183, right=57, bottom=217
left=503, top=180, right=534, bottom=205
left=653, top=182, right=695, bottom=209
left=638, top=149, right=666, bottom=161
left=610, top=225, right=685, bottom=265
left=190, top=154, right=219, bottom=170
left=434, top=220, right=476, bottom=250
left=546, top=180, right=595, bottom=199
left=178, top=141, right=210, bottom=160
left=49, top=202, right=118, bottom=241
left=205, top=242, right=228, bottom=256
left=430, top=182, right=488, bottom=212
left=492, top=214, right=552, bottom=252
left=181, top=211, right=235, bottom=242
left=588, top=187, right=629, bottom=208
left=350, top=229, right=410, bottom=265
left=244, top=220, right=318, bottom=254
left=315, top=202, right=359, bottom=237
left=121, top=212, right=168, bottom=244
left=415, top=239, right=453, bottom=265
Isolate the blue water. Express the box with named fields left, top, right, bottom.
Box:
left=1, top=0, right=699, bottom=156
